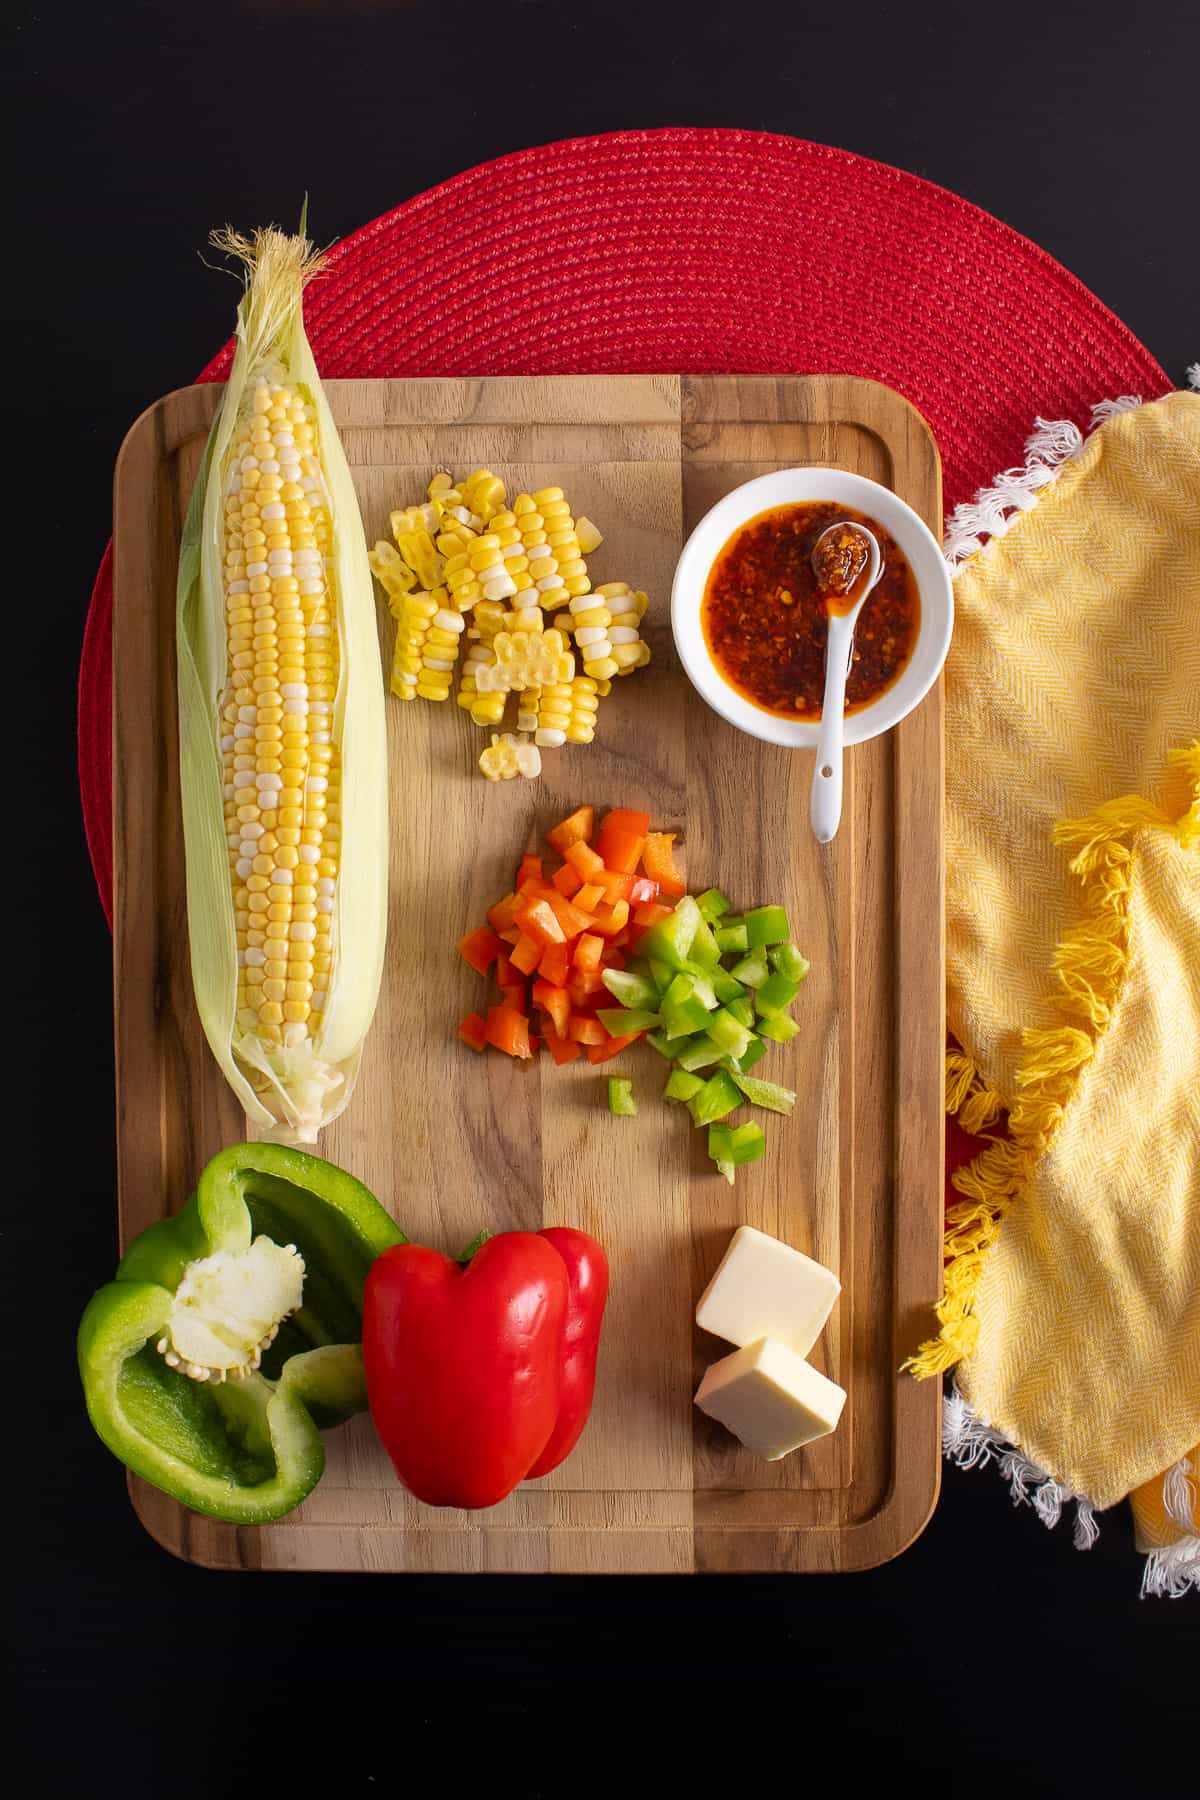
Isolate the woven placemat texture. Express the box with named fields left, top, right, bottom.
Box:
left=80, top=128, right=1169, bottom=921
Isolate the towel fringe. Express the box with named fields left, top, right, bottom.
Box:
left=1141, top=1454, right=1199, bottom=1595
left=908, top=745, right=1200, bottom=1382
left=946, top=1392, right=1199, bottom=1589
left=1140, top=1539, right=1200, bottom=1598
left=942, top=377, right=1194, bottom=569
left=942, top=1384, right=1100, bottom=1549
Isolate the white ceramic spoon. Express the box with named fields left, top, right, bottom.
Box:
left=809, top=522, right=883, bottom=844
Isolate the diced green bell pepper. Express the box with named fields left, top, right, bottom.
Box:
left=637, top=894, right=702, bottom=970
left=729, top=947, right=770, bottom=988
left=645, top=1029, right=677, bottom=1059
left=663, top=1069, right=704, bottom=1103
left=78, top=1143, right=405, bottom=1524
left=710, top=967, right=747, bottom=1004
left=726, top=1122, right=767, bottom=1164
left=696, top=887, right=732, bottom=921
left=706, top=1124, right=736, bottom=1182
left=673, top=1034, right=726, bottom=1072
left=729, top=1070, right=797, bottom=1114
left=754, top=971, right=802, bottom=1017
left=597, top=1007, right=661, bottom=1036
left=724, top=994, right=756, bottom=1029
left=687, top=1068, right=741, bottom=1126
left=687, top=916, right=722, bottom=969
left=759, top=1012, right=801, bottom=1044
left=745, top=905, right=791, bottom=947
left=662, top=974, right=713, bottom=1039
left=680, top=966, right=719, bottom=1009
left=601, top=967, right=659, bottom=1011
left=727, top=1034, right=768, bottom=1073
left=647, top=957, right=675, bottom=994
left=706, top=1008, right=753, bottom=1060
left=715, top=921, right=749, bottom=954
left=607, top=1076, right=638, bottom=1117
left=768, top=942, right=810, bottom=983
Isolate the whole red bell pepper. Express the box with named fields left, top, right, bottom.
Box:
left=363, top=1227, right=608, bottom=1509
left=525, top=1229, right=609, bottom=1478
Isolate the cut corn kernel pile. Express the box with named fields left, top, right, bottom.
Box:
left=369, top=470, right=652, bottom=779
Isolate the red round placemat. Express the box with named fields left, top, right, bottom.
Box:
left=80, top=127, right=1169, bottom=923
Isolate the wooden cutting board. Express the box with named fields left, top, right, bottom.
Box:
left=112, top=374, right=943, bottom=1573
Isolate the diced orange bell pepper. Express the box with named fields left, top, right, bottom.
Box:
left=522, top=875, right=562, bottom=900
left=458, top=1012, right=489, bottom=1052
left=597, top=808, right=650, bottom=872
left=515, top=898, right=567, bottom=949
left=641, top=832, right=686, bottom=896
left=499, top=981, right=527, bottom=1014
left=629, top=875, right=659, bottom=904
left=568, top=1016, right=608, bottom=1045
left=487, top=892, right=522, bottom=933
left=597, top=828, right=645, bottom=875
left=547, top=895, right=599, bottom=938
left=564, top=839, right=605, bottom=881
left=567, top=971, right=605, bottom=1009
left=598, top=807, right=650, bottom=843
left=597, top=867, right=635, bottom=904
left=517, top=853, right=543, bottom=887
left=495, top=950, right=514, bottom=988
left=588, top=898, right=629, bottom=938
left=542, top=1026, right=582, bottom=1065
left=575, top=882, right=606, bottom=914
left=573, top=932, right=605, bottom=973
left=485, top=1005, right=532, bottom=1059
left=633, top=899, right=674, bottom=927
left=552, top=862, right=583, bottom=898
left=531, top=979, right=571, bottom=1038
left=537, top=939, right=571, bottom=987
left=497, top=926, right=521, bottom=946
left=546, top=805, right=594, bottom=854
left=587, top=1030, right=644, bottom=1064
left=457, top=926, right=502, bottom=975
left=509, top=933, right=542, bottom=976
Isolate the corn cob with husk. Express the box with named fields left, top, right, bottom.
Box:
left=176, top=225, right=387, bottom=1145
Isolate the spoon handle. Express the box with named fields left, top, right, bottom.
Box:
left=811, top=615, right=853, bottom=844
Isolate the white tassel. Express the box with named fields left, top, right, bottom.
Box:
left=943, top=1385, right=1200, bottom=1591
left=942, top=383, right=1197, bottom=569
left=1140, top=1540, right=1200, bottom=1599
left=942, top=1385, right=1004, bottom=1468
left=1073, top=1500, right=1100, bottom=1551
left=1090, top=394, right=1143, bottom=423
left=943, top=1382, right=1097, bottom=1545
left=942, top=414, right=1087, bottom=568
left=1161, top=1455, right=1197, bottom=1533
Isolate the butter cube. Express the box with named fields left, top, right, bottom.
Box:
left=694, top=1336, right=846, bottom=1459
left=695, top=1225, right=840, bottom=1358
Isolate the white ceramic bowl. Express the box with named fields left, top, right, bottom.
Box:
left=670, top=469, right=953, bottom=747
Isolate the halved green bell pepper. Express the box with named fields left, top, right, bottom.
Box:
left=78, top=1143, right=405, bottom=1524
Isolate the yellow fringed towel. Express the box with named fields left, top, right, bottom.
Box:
left=915, top=389, right=1200, bottom=1595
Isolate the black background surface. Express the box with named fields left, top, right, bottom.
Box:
left=6, top=1, right=1196, bottom=1791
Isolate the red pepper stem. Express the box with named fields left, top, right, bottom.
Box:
left=455, top=1229, right=493, bottom=1265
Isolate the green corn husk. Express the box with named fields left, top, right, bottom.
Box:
left=176, top=225, right=387, bottom=1145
